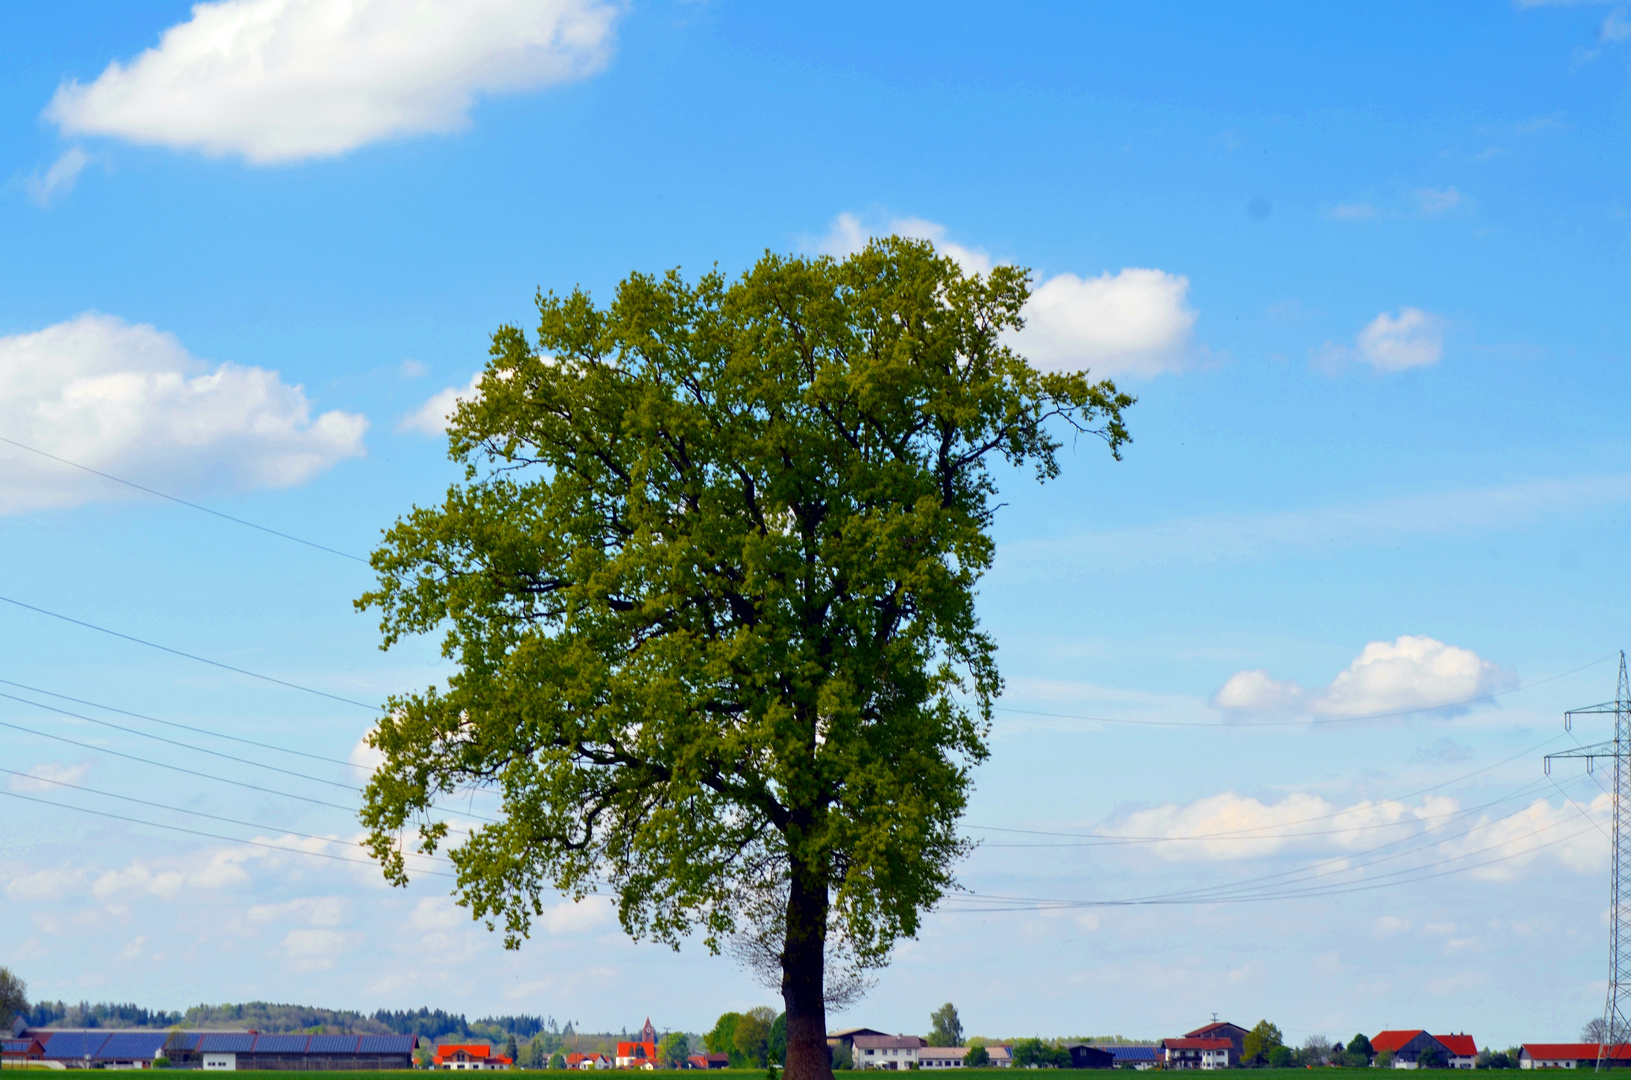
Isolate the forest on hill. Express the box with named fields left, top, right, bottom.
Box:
left=23, top=1000, right=607, bottom=1045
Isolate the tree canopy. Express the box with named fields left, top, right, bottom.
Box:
left=0, top=967, right=26, bottom=1030
left=357, top=238, right=1132, bottom=1080
left=927, top=1003, right=963, bottom=1047
left=1242, top=1020, right=1284, bottom=1065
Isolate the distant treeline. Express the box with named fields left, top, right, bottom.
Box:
left=25, top=1000, right=584, bottom=1043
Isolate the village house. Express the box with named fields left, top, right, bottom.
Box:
left=1518, top=1044, right=1631, bottom=1069
left=918, top=1047, right=969, bottom=1069
left=853, top=1034, right=925, bottom=1070
left=686, top=1053, right=730, bottom=1069
left=1162, top=1038, right=1233, bottom=1070
left=566, top=1052, right=611, bottom=1070
left=1371, top=1031, right=1478, bottom=1069
left=1182, top=1022, right=1248, bottom=1067
left=433, top=1044, right=513, bottom=1070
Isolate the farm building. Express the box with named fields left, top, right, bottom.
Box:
left=1097, top=1046, right=1162, bottom=1070
left=1063, top=1045, right=1115, bottom=1069
left=1518, top=1043, right=1631, bottom=1069
left=433, top=1043, right=513, bottom=1070
left=1, top=1029, right=417, bottom=1070
left=1371, top=1031, right=1478, bottom=1069
left=686, top=1053, right=730, bottom=1069
left=1163, top=1038, right=1233, bottom=1070
left=1182, top=1023, right=1247, bottom=1066
left=853, top=1034, right=925, bottom=1070
left=918, top=1047, right=969, bottom=1069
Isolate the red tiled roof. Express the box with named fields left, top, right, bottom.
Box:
left=1523, top=1044, right=1631, bottom=1061
left=1371, top=1031, right=1427, bottom=1054
left=1436, top=1035, right=1478, bottom=1057
left=1164, top=1039, right=1233, bottom=1050
left=1185, top=1023, right=1240, bottom=1038
left=435, top=1044, right=493, bottom=1061
left=617, top=1042, right=657, bottom=1059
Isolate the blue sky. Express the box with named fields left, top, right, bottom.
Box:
left=3, top=0, right=1631, bottom=1051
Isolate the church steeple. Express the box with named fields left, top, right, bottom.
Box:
left=642, top=1018, right=656, bottom=1046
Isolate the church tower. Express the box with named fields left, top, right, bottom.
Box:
left=642, top=1018, right=656, bottom=1046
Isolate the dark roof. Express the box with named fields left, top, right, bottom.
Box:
left=198, top=1033, right=256, bottom=1053
left=97, top=1033, right=168, bottom=1059
left=853, top=1035, right=925, bottom=1050
left=41, top=1032, right=111, bottom=1060
left=308, top=1034, right=363, bottom=1054
left=1101, top=1046, right=1161, bottom=1061
left=1185, top=1023, right=1245, bottom=1039
left=359, top=1035, right=416, bottom=1054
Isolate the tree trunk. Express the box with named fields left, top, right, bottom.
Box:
left=781, top=851, right=833, bottom=1080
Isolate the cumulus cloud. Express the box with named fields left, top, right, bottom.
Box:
left=0, top=312, right=366, bottom=513
left=44, top=0, right=620, bottom=164
left=1314, top=307, right=1445, bottom=373
left=4, top=867, right=83, bottom=902
left=248, top=896, right=346, bottom=926
left=813, top=213, right=1197, bottom=378
left=280, top=927, right=355, bottom=969
left=1416, top=187, right=1468, bottom=215
left=399, top=372, right=482, bottom=436
left=1212, top=636, right=1514, bottom=721
left=25, top=147, right=91, bottom=207
left=1101, top=787, right=1607, bottom=880
left=8, top=760, right=94, bottom=793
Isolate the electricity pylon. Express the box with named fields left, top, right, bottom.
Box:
left=1546, top=652, right=1631, bottom=1072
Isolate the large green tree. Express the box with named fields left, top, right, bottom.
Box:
left=927, top=1003, right=963, bottom=1047
left=0, top=967, right=26, bottom=1030
left=357, top=238, right=1132, bottom=1080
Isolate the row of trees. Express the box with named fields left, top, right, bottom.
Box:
left=705, top=1008, right=787, bottom=1068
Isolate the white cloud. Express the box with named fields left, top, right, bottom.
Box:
left=0, top=312, right=366, bottom=513
left=1020, top=269, right=1196, bottom=378
left=4, top=868, right=82, bottom=902
left=1605, top=9, right=1631, bottom=41
left=45, top=0, right=620, bottom=164
left=280, top=927, right=354, bottom=969
left=1327, top=202, right=1379, bottom=220
left=1109, top=791, right=1457, bottom=862
left=812, top=213, right=1196, bottom=378
left=8, top=760, right=94, bottom=793
left=410, top=896, right=465, bottom=931
left=1212, top=635, right=1514, bottom=720
left=1441, top=793, right=1610, bottom=881
left=998, top=472, right=1631, bottom=575
left=1416, top=187, right=1468, bottom=215
left=26, top=147, right=91, bottom=207
left=399, top=372, right=482, bottom=436
left=248, top=896, right=346, bottom=926
left=540, top=896, right=614, bottom=933
left=1314, top=307, right=1445, bottom=373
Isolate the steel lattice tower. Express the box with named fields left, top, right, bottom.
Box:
left=1546, top=652, right=1631, bottom=1071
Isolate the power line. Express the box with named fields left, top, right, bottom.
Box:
left=0, top=688, right=358, bottom=791
left=973, top=774, right=1560, bottom=848
left=987, top=652, right=1617, bottom=730
left=0, top=435, right=368, bottom=564
left=0, top=675, right=354, bottom=767
left=0, top=763, right=450, bottom=866
left=0, top=713, right=365, bottom=814
left=965, top=731, right=1569, bottom=844
left=947, top=772, right=1597, bottom=911
left=0, top=593, right=383, bottom=712
left=0, top=787, right=454, bottom=878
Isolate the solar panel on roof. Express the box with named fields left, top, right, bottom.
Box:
left=358, top=1035, right=415, bottom=1054
left=97, top=1033, right=168, bottom=1058
left=251, top=1034, right=311, bottom=1053
left=42, top=1033, right=111, bottom=1059
left=169, top=1033, right=202, bottom=1051
left=307, top=1035, right=362, bottom=1054
left=197, top=1033, right=255, bottom=1053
